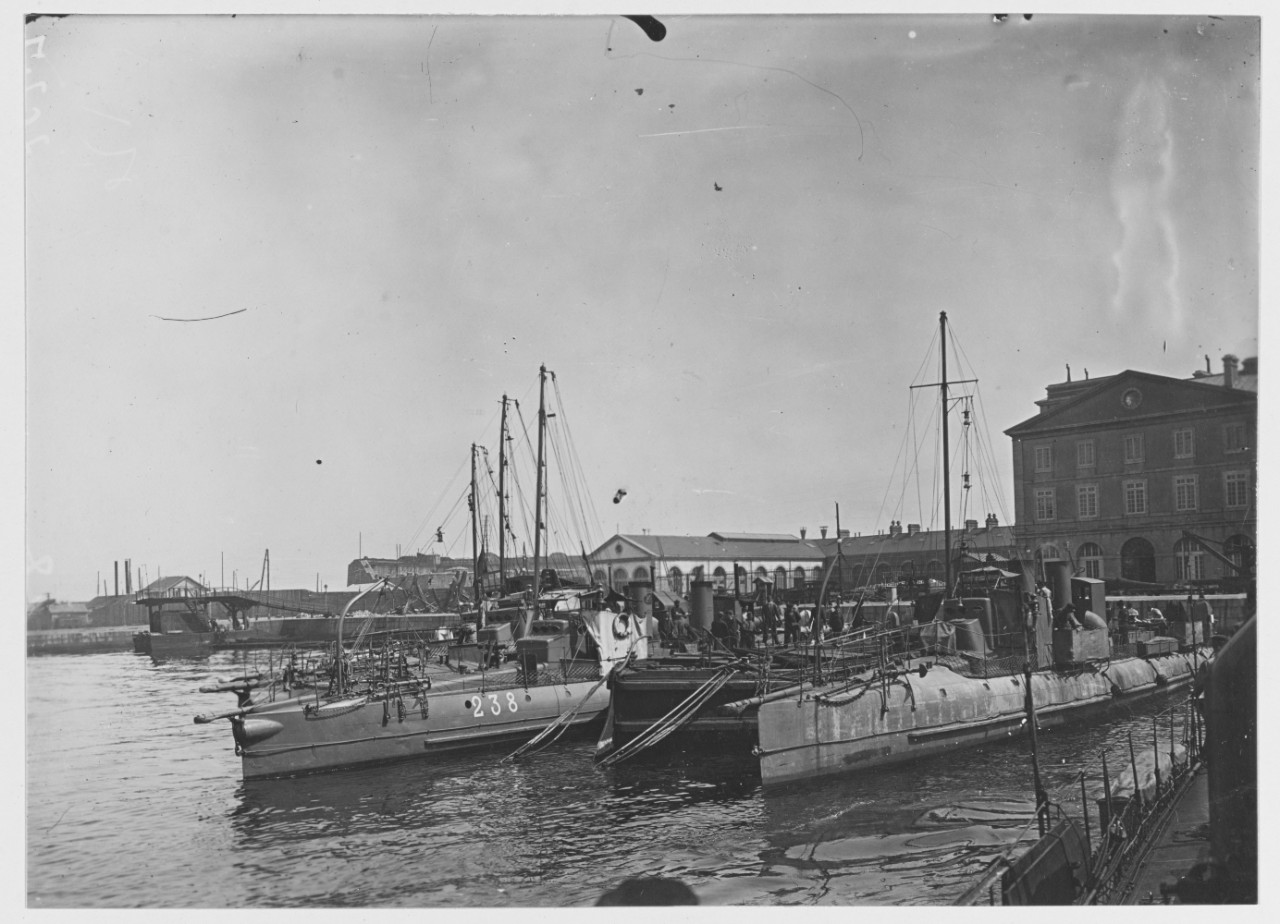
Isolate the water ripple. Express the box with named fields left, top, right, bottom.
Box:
left=27, top=650, right=1192, bottom=907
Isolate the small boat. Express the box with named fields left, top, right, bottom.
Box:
left=754, top=313, right=1214, bottom=787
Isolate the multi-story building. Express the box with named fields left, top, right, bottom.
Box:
left=816, top=516, right=1019, bottom=591
left=1005, top=355, right=1257, bottom=589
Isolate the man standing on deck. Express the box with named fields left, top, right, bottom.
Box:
left=762, top=598, right=781, bottom=645
left=1192, top=593, right=1214, bottom=640
left=784, top=603, right=800, bottom=646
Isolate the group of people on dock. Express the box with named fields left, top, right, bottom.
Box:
left=1053, top=591, right=1217, bottom=645
left=698, top=600, right=871, bottom=651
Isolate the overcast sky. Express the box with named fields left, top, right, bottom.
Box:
left=21, top=10, right=1261, bottom=601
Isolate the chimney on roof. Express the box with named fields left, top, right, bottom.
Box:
left=820, top=526, right=828, bottom=539
left=888, top=521, right=903, bottom=538
left=1223, top=354, right=1239, bottom=389
left=906, top=523, right=920, bottom=536
left=838, top=529, right=850, bottom=539
left=965, top=518, right=979, bottom=531
left=1242, top=356, right=1257, bottom=376
left=799, top=527, right=807, bottom=540
left=985, top=513, right=999, bottom=529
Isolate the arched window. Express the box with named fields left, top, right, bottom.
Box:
left=1120, top=537, right=1157, bottom=584
left=632, top=566, right=649, bottom=582
left=1173, top=538, right=1204, bottom=583
left=1224, top=535, right=1253, bottom=575
left=848, top=564, right=864, bottom=588
left=712, top=566, right=727, bottom=589
left=668, top=567, right=684, bottom=594
left=692, top=565, right=704, bottom=582
left=794, top=566, right=807, bottom=586
left=1039, top=544, right=1062, bottom=561
left=876, top=564, right=893, bottom=584
left=811, top=565, right=824, bottom=589
left=755, top=566, right=768, bottom=582
left=925, top=560, right=943, bottom=581
left=611, top=567, right=628, bottom=589
left=774, top=566, right=788, bottom=589
left=592, top=569, right=607, bottom=585
left=1077, top=542, right=1104, bottom=579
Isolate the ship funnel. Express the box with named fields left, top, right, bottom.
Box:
left=690, top=580, right=714, bottom=632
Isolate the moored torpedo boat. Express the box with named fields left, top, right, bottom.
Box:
left=754, top=311, right=1211, bottom=787
left=199, top=582, right=649, bottom=779
left=198, top=364, right=653, bottom=779
left=754, top=559, right=1209, bottom=786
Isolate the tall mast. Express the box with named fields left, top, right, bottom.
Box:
left=835, top=502, right=844, bottom=599
left=498, top=394, right=509, bottom=590
left=470, top=442, right=484, bottom=627
left=940, top=310, right=953, bottom=594
left=532, top=365, right=548, bottom=605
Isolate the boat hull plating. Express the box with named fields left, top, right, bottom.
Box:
left=756, top=649, right=1205, bottom=787
left=232, top=674, right=610, bottom=779
left=609, top=661, right=778, bottom=741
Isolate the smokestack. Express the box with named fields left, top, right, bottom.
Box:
left=800, top=527, right=807, bottom=540
left=114, top=561, right=119, bottom=597
left=1223, top=354, right=1239, bottom=390
left=125, top=559, right=133, bottom=595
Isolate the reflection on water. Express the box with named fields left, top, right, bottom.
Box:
left=27, top=650, right=1191, bottom=907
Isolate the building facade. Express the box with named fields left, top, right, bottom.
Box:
left=1005, top=356, right=1257, bottom=589
left=816, top=516, right=1019, bottom=591
left=587, top=532, right=828, bottom=597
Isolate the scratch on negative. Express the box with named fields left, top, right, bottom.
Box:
left=609, top=51, right=866, bottom=160
left=640, top=125, right=767, bottom=138
left=47, top=805, right=71, bottom=834
left=424, top=25, right=437, bottom=105
left=152, top=309, right=248, bottom=322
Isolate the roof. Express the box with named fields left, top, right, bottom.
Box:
left=593, top=533, right=827, bottom=563
left=48, top=602, right=90, bottom=615
left=142, top=575, right=206, bottom=593
left=1188, top=372, right=1258, bottom=392
left=1007, top=369, right=1257, bottom=437
left=814, top=525, right=1018, bottom=559
left=708, top=532, right=799, bottom=543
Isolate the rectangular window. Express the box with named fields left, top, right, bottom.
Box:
left=1174, top=475, right=1199, bottom=512
left=1123, top=479, right=1147, bottom=515
left=1035, top=488, right=1056, bottom=521
left=1123, top=433, right=1144, bottom=464
left=1076, top=484, right=1098, bottom=519
left=1224, top=422, right=1247, bottom=453
left=1076, top=440, right=1096, bottom=468
left=1173, top=428, right=1195, bottom=459
left=1177, top=548, right=1204, bottom=582
left=1034, top=445, right=1053, bottom=473
left=1225, top=471, right=1249, bottom=509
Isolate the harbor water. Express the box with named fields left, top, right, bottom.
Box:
left=26, top=650, right=1194, bottom=907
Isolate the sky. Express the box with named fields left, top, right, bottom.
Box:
left=19, top=7, right=1263, bottom=603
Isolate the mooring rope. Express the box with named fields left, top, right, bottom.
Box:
left=595, top=663, right=742, bottom=769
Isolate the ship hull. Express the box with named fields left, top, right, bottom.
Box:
left=756, top=649, right=1206, bottom=787
left=230, top=671, right=610, bottom=779
left=609, top=660, right=783, bottom=742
